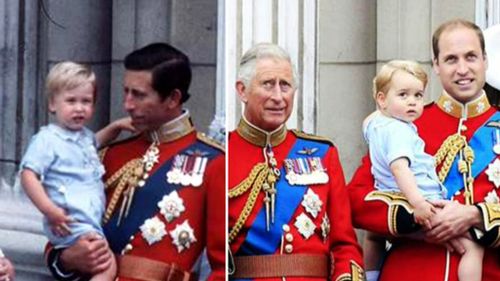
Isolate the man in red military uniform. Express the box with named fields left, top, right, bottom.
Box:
left=45, top=43, right=225, bottom=281
left=348, top=19, right=500, bottom=281
left=228, top=43, right=364, bottom=281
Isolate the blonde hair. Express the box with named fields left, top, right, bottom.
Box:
left=46, top=61, right=96, bottom=102
left=373, top=60, right=428, bottom=100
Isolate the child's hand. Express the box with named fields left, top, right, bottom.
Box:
left=413, top=200, right=435, bottom=230
left=46, top=206, right=74, bottom=237
left=112, top=117, right=137, bottom=133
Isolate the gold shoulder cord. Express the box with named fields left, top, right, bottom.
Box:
left=103, top=158, right=143, bottom=223
left=103, top=135, right=161, bottom=224
left=228, top=144, right=281, bottom=244
left=228, top=163, right=268, bottom=243
left=434, top=124, right=475, bottom=204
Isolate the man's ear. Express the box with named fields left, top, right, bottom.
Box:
left=432, top=58, right=440, bottom=75
left=236, top=81, right=248, bottom=103
left=165, top=89, right=182, bottom=109
left=375, top=91, right=387, bottom=109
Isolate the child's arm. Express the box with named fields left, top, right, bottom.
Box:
left=21, top=169, right=73, bottom=236
left=390, top=157, right=435, bottom=229
left=95, top=117, right=136, bottom=148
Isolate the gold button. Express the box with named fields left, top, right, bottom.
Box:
left=282, top=224, right=290, bottom=232
left=285, top=233, right=293, bottom=242
left=285, top=244, right=293, bottom=253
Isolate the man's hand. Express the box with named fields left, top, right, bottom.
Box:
left=60, top=232, right=112, bottom=275
left=0, top=257, right=15, bottom=281
left=425, top=200, right=481, bottom=244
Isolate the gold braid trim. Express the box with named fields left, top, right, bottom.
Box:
left=228, top=163, right=270, bottom=243
left=228, top=163, right=267, bottom=197
left=335, top=260, right=366, bottom=281
left=98, top=146, right=109, bottom=162
left=477, top=202, right=500, bottom=232
left=103, top=158, right=142, bottom=223
left=434, top=134, right=466, bottom=182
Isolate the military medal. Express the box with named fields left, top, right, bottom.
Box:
left=169, top=220, right=197, bottom=252
left=157, top=190, right=185, bottom=222
left=180, top=155, right=193, bottom=186
left=301, top=189, right=323, bottom=218
left=167, top=151, right=209, bottom=187
left=294, top=213, right=316, bottom=239
left=485, top=190, right=500, bottom=203
left=486, top=158, right=500, bottom=188
left=320, top=215, right=330, bottom=243
left=284, top=157, right=328, bottom=185
left=191, top=156, right=208, bottom=187
left=167, top=155, right=184, bottom=184
left=140, top=217, right=167, bottom=245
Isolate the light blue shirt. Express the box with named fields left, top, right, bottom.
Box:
left=363, top=113, right=446, bottom=200
left=20, top=124, right=105, bottom=248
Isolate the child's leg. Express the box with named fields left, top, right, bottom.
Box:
left=89, top=248, right=117, bottom=281
left=457, top=236, right=484, bottom=281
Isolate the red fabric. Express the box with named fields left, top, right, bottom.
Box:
left=103, top=132, right=225, bottom=281
left=348, top=103, right=500, bottom=281
left=229, top=130, right=363, bottom=281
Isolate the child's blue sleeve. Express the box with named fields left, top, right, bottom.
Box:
left=20, top=131, right=55, bottom=178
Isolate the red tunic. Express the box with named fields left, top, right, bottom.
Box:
left=348, top=94, right=500, bottom=281
left=102, top=131, right=225, bottom=281
left=229, top=126, right=364, bottom=281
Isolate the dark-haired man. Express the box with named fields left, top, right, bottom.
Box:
left=46, top=43, right=225, bottom=281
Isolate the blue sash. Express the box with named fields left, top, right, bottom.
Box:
left=236, top=138, right=329, bottom=256
left=103, top=141, right=221, bottom=253
left=443, top=111, right=500, bottom=198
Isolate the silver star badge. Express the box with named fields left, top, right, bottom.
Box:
left=294, top=213, right=316, bottom=239
left=157, top=191, right=185, bottom=222
left=169, top=220, right=197, bottom=252
left=485, top=158, right=500, bottom=188
left=301, top=189, right=323, bottom=218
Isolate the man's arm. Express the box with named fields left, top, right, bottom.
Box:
left=46, top=233, right=112, bottom=280
left=327, top=147, right=365, bottom=280
left=204, top=155, right=226, bottom=280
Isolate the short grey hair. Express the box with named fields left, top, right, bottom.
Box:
left=237, top=43, right=298, bottom=88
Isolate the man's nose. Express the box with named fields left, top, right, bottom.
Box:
left=269, top=83, right=285, bottom=99
left=457, top=59, right=469, bottom=75
left=123, top=93, right=135, bottom=111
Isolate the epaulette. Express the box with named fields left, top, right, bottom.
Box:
left=291, top=129, right=335, bottom=146
left=197, top=132, right=225, bottom=152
